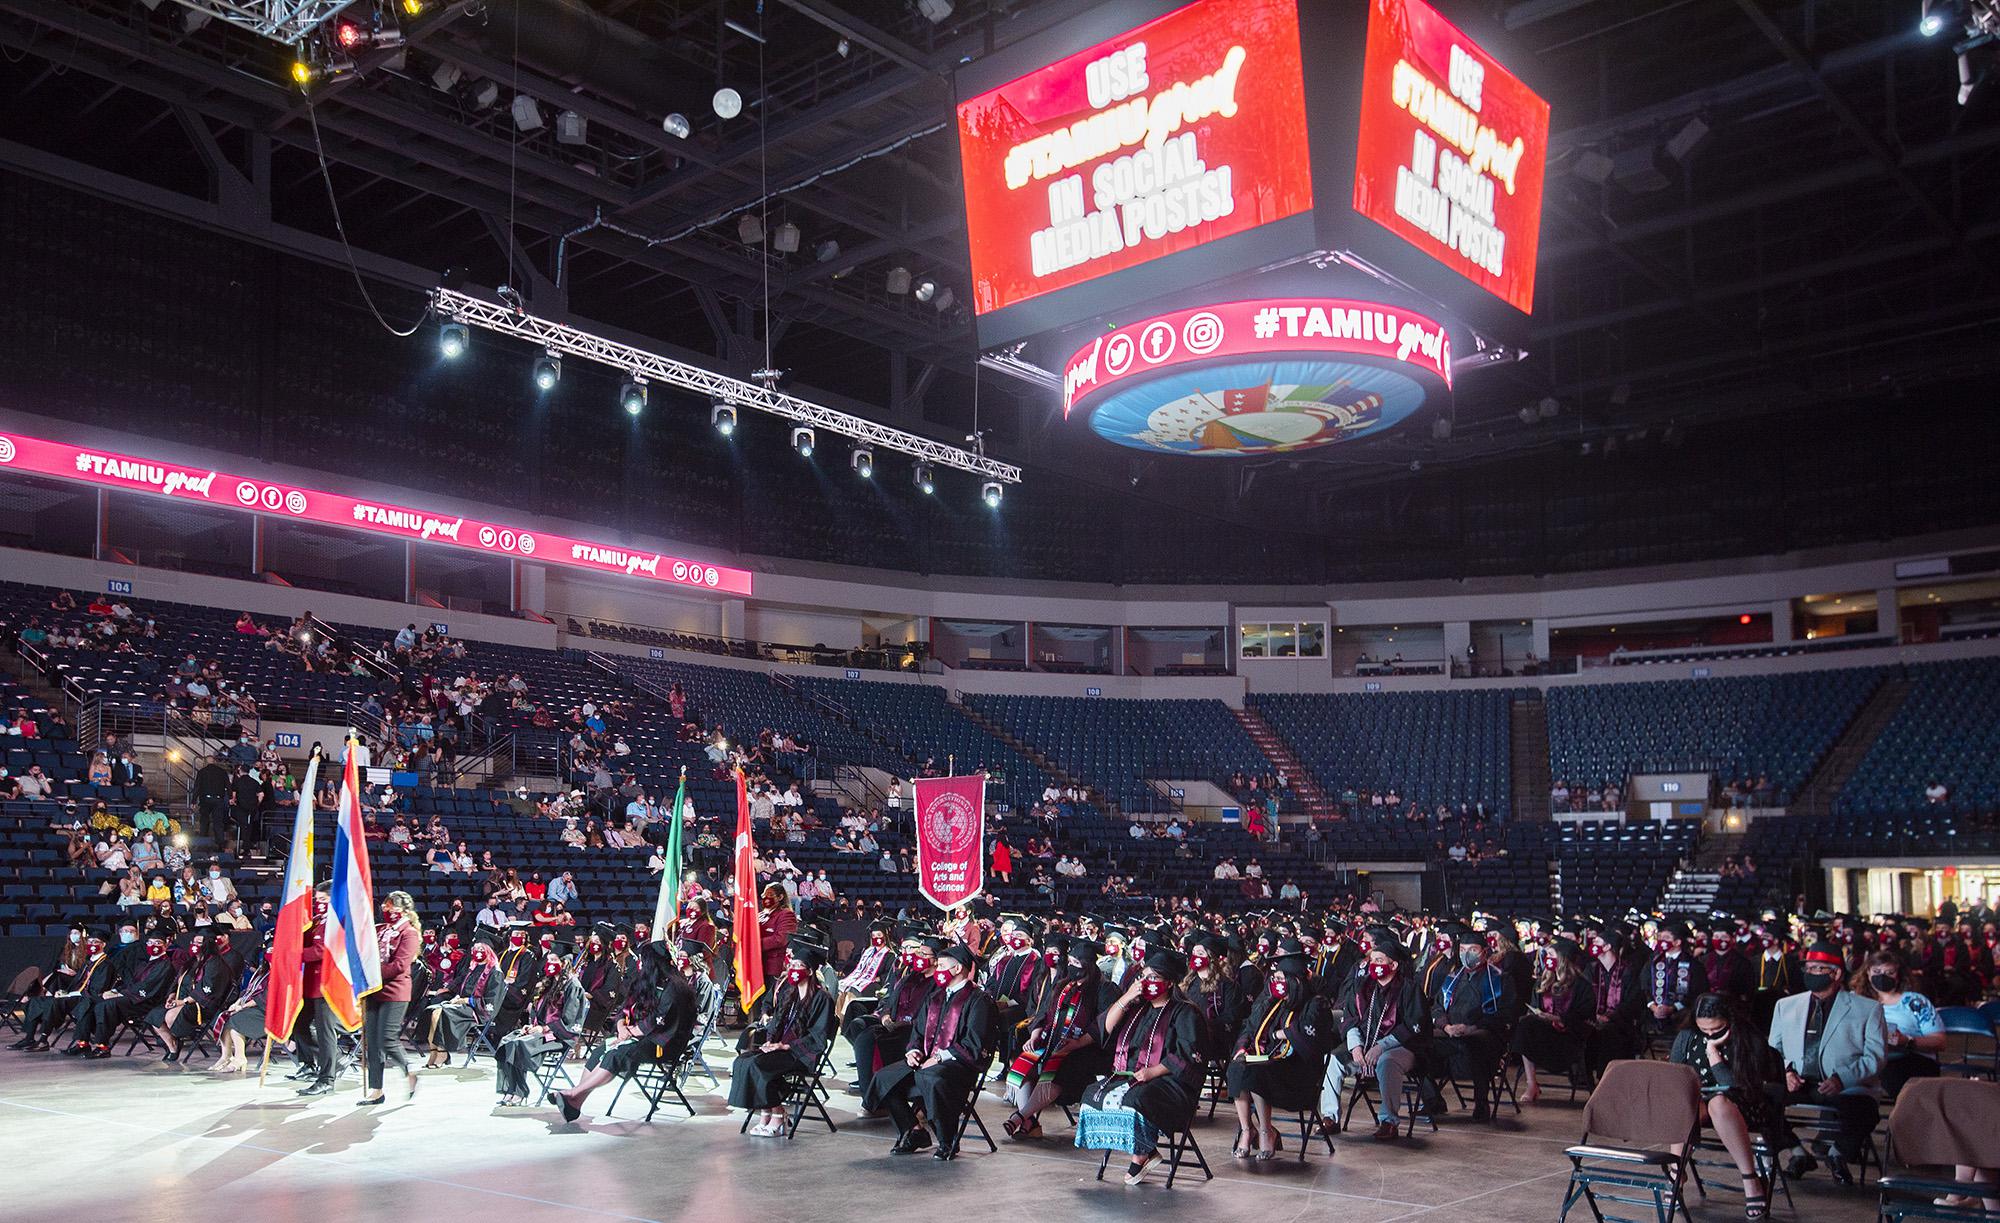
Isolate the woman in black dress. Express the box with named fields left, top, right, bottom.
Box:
left=1668, top=993, right=1782, bottom=1220
left=1225, top=944, right=1333, bottom=1159
left=729, top=934, right=837, bottom=1135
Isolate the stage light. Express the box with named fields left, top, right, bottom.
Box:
left=1517, top=406, right=1537, bottom=425
left=555, top=110, right=588, bottom=146
left=512, top=95, right=544, bottom=132
left=431, top=62, right=463, bottom=92
left=933, top=287, right=955, bottom=312
left=713, top=87, right=743, bottom=119
left=336, top=19, right=365, bottom=48
left=816, top=239, right=841, bottom=262
left=1739, top=613, right=1754, bottom=625
left=662, top=113, right=691, bottom=139
left=1538, top=396, right=1561, bottom=419
left=439, top=322, right=468, bottom=359
left=837, top=37, right=851, bottom=57
left=291, top=58, right=315, bottom=86
left=472, top=80, right=500, bottom=109
left=402, top=0, right=426, bottom=14
left=982, top=481, right=1003, bottom=508
left=790, top=427, right=815, bottom=458
left=1922, top=1, right=1958, bottom=37
left=851, top=447, right=875, bottom=479
left=183, top=9, right=211, bottom=32
left=773, top=222, right=801, bottom=254
left=885, top=266, right=912, bottom=295
left=532, top=353, right=562, bottom=391
left=620, top=378, right=647, bottom=416
left=711, top=402, right=737, bottom=435
left=165, top=748, right=181, bottom=764
left=914, top=463, right=935, bottom=495
left=914, top=278, right=937, bottom=303
left=918, top=0, right=955, bottom=23
left=737, top=214, right=765, bottom=245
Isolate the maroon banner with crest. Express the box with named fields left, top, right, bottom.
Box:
left=913, top=774, right=987, bottom=911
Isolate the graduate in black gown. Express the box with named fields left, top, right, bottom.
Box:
left=577, top=923, right=627, bottom=1033
left=424, top=931, right=505, bottom=1065
left=33, top=929, right=116, bottom=1054
left=1180, top=929, right=1246, bottom=1067
left=77, top=933, right=177, bottom=1057
left=1226, top=941, right=1333, bottom=1159
left=872, top=942, right=995, bottom=1159
left=163, top=931, right=241, bottom=1060
left=731, top=934, right=837, bottom=1136
left=1509, top=936, right=1596, bottom=1102
left=1084, top=947, right=1206, bottom=1184
left=1326, top=928, right=1430, bottom=1139
left=1003, top=935, right=1108, bottom=1138
left=844, top=933, right=936, bottom=1104
left=551, top=940, right=697, bottom=1122
left=983, top=916, right=1049, bottom=1066
left=495, top=948, right=587, bottom=1105
left=1420, top=924, right=1521, bottom=1121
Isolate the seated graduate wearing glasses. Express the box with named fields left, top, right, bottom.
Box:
left=872, top=942, right=995, bottom=1160
left=731, top=933, right=837, bottom=1136
left=1083, top=945, right=1207, bottom=1185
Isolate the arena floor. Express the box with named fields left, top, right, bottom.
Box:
left=2, top=1034, right=1880, bottom=1223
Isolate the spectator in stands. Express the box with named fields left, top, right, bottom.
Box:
left=1926, top=779, right=1951, bottom=806
left=548, top=871, right=580, bottom=909
left=1212, top=857, right=1239, bottom=881
left=17, top=765, right=51, bottom=799
left=452, top=842, right=475, bottom=873
left=199, top=862, right=237, bottom=906
left=132, top=830, right=164, bottom=874
left=1127, top=820, right=1146, bottom=840
left=877, top=847, right=897, bottom=873
left=991, top=834, right=1013, bottom=883
left=0, top=770, right=18, bottom=802
left=425, top=842, right=455, bottom=873
left=95, top=837, right=131, bottom=872
left=1855, top=951, right=1944, bottom=1097
left=476, top=896, right=508, bottom=932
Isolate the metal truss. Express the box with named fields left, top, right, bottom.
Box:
left=157, top=1, right=352, bottom=45
left=435, top=288, right=1022, bottom=484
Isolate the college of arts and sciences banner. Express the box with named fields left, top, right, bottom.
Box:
left=913, top=774, right=988, bottom=911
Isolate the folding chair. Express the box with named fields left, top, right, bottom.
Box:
left=738, top=1043, right=839, bottom=1139
left=683, top=989, right=724, bottom=1088
left=1345, top=1075, right=1437, bottom=1136
left=1783, top=1101, right=1882, bottom=1185
left=1559, top=1059, right=1701, bottom=1223
left=1267, top=1105, right=1337, bottom=1162
left=605, top=1042, right=699, bottom=1122
left=1091, top=1125, right=1213, bottom=1188
left=527, top=1036, right=580, bottom=1100
left=955, top=1053, right=1003, bottom=1156
left=459, top=1011, right=503, bottom=1067
left=0, top=966, right=40, bottom=1034
left=1686, top=1128, right=1794, bottom=1213
left=1937, top=1007, right=1997, bottom=1080
left=1876, top=1078, right=2000, bottom=1223
left=1199, top=1060, right=1228, bottom=1119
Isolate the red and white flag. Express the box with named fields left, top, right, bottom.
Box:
left=913, top=774, right=987, bottom=911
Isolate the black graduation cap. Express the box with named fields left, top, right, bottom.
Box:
left=787, top=932, right=829, bottom=970
left=1066, top=936, right=1102, bottom=960
left=1142, top=947, right=1187, bottom=979
left=937, top=942, right=978, bottom=971
left=472, top=929, right=504, bottom=951
left=870, top=916, right=898, bottom=935
left=679, top=936, right=711, bottom=960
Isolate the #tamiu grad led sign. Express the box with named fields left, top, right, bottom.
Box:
left=1062, top=298, right=1452, bottom=457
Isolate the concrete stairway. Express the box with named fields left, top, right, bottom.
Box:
left=1791, top=672, right=1913, bottom=816
left=1510, top=694, right=1552, bottom=821
left=1230, top=705, right=1335, bottom=819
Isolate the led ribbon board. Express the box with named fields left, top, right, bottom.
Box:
left=1350, top=0, right=1550, bottom=315
left=0, top=431, right=753, bottom=595
left=957, top=0, right=1314, bottom=319
left=1061, top=298, right=1451, bottom=456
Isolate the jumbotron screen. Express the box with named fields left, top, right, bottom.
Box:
left=956, top=0, right=1314, bottom=321
left=1350, top=0, right=1550, bottom=315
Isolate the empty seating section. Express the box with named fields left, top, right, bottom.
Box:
left=964, top=695, right=1277, bottom=813
left=1249, top=690, right=1513, bottom=819
left=790, top=678, right=1053, bottom=812
left=1552, top=820, right=1695, bottom=918
left=1546, top=670, right=1882, bottom=804
left=1837, top=658, right=2000, bottom=816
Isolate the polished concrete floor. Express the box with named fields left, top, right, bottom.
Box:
left=1, top=1034, right=1882, bottom=1223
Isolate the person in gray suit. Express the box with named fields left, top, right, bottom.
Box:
left=1767, top=939, right=1886, bottom=1185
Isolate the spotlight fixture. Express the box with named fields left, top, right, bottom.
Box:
left=851, top=447, right=875, bottom=479
left=914, top=463, right=935, bottom=495
left=914, top=278, right=937, bottom=303
left=335, top=19, right=364, bottom=48
left=918, top=0, right=955, bottom=23
left=471, top=79, right=500, bottom=109
left=183, top=9, right=211, bottom=32
left=836, top=37, right=851, bottom=57
left=661, top=112, right=691, bottom=139
left=1921, top=1, right=1961, bottom=36
left=713, top=87, right=743, bottom=119
left=619, top=377, right=647, bottom=416
left=555, top=110, right=588, bottom=146
left=439, top=322, right=468, bottom=359
left=402, top=0, right=425, bottom=13
left=885, top=266, right=912, bottom=295
left=291, top=57, right=315, bottom=86
left=1431, top=417, right=1452, bottom=440
left=815, top=239, right=841, bottom=262
left=1538, top=396, right=1561, bottom=419
left=710, top=402, right=737, bottom=435
left=532, top=352, right=561, bottom=391
left=1517, top=405, right=1537, bottom=425
left=982, top=481, right=1003, bottom=509
left=511, top=94, right=544, bottom=132
left=933, top=287, right=955, bottom=312
left=431, top=61, right=463, bottom=92
left=791, top=426, right=815, bottom=458
left=772, top=222, right=801, bottom=254
left=737, top=214, right=765, bottom=245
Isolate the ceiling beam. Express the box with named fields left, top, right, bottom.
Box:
left=772, top=0, right=939, bottom=78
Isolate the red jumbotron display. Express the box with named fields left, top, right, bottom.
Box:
left=956, top=0, right=1314, bottom=317
left=0, top=430, right=753, bottom=596
left=1351, top=0, right=1549, bottom=315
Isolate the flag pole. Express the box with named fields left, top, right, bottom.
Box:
left=256, top=1039, right=272, bottom=1087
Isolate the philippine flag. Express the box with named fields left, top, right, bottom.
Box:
left=321, top=746, right=382, bottom=1031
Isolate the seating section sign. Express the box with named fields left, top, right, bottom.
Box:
left=956, top=0, right=1314, bottom=316
left=1350, top=0, right=1549, bottom=315
left=0, top=429, right=753, bottom=596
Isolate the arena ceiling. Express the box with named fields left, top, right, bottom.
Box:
left=0, top=0, right=1995, bottom=543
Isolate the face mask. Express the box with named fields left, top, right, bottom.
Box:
left=70, top=930, right=82, bottom=944
left=1703, top=1026, right=1731, bottom=1045
left=214, top=938, right=231, bottom=954
left=86, top=940, right=105, bottom=955
left=1044, top=950, right=1060, bottom=967
left=1269, top=978, right=1289, bottom=999
left=613, top=937, right=628, bottom=952
left=1663, top=944, right=1682, bottom=958
left=153, top=879, right=165, bottom=889
left=147, top=942, right=166, bottom=958
left=1004, top=933, right=1028, bottom=950
left=380, top=904, right=397, bottom=921
left=1433, top=937, right=1452, bottom=955
left=932, top=968, right=954, bottom=988
left=1458, top=947, right=1484, bottom=968
left=871, top=933, right=887, bottom=947
left=1368, top=961, right=1395, bottom=982
left=510, top=934, right=527, bottom=948
left=1869, top=972, right=1899, bottom=993
left=1188, top=952, right=1211, bottom=972
left=1140, top=977, right=1166, bottom=1000
left=423, top=932, right=437, bottom=946
left=544, top=962, right=560, bottom=977
left=1067, top=959, right=1089, bottom=977
left=785, top=966, right=808, bottom=985
left=473, top=949, right=490, bottom=963
left=1803, top=970, right=1838, bottom=993
left=209, top=869, right=221, bottom=879
left=119, top=931, right=136, bottom=944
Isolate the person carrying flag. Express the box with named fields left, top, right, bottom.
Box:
left=358, top=890, right=421, bottom=1105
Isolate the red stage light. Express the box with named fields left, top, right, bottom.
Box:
left=1739, top=614, right=1754, bottom=625
left=336, top=22, right=365, bottom=48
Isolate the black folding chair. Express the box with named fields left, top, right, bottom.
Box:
left=1093, top=1126, right=1213, bottom=1188
left=1687, top=1128, right=1794, bottom=1214
left=1876, top=1078, right=2000, bottom=1223
left=527, top=1036, right=579, bottom=1099
left=1266, top=1104, right=1338, bottom=1162
left=605, top=1041, right=699, bottom=1122
left=1560, top=1060, right=1701, bottom=1223
left=459, top=1010, right=503, bottom=1067
left=1344, top=1074, right=1438, bottom=1136
left=953, top=1053, right=1002, bottom=1156
left=1783, top=1101, right=1882, bottom=1185
left=738, top=1043, right=839, bottom=1139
